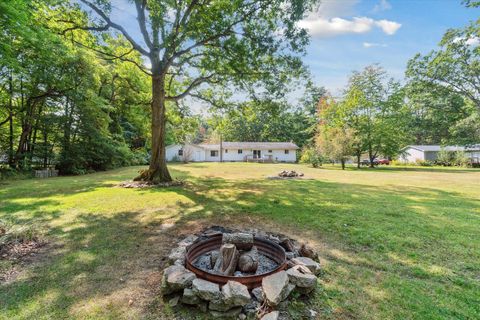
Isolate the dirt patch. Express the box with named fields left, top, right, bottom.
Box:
left=0, top=240, right=47, bottom=283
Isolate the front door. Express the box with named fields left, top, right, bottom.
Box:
left=253, top=150, right=261, bottom=159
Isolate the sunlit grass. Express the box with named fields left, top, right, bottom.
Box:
left=0, top=163, right=479, bottom=319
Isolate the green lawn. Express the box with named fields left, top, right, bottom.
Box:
left=1, top=163, right=479, bottom=320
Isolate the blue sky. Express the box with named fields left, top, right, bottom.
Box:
left=104, top=0, right=478, bottom=101
left=304, top=0, right=478, bottom=94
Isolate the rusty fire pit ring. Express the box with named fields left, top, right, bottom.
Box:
left=185, top=234, right=287, bottom=289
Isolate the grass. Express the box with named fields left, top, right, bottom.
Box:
left=0, top=163, right=479, bottom=319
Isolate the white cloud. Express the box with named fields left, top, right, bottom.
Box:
left=363, top=42, right=388, bottom=48
left=317, top=0, right=360, bottom=18
left=298, top=14, right=402, bottom=37
left=466, top=37, right=480, bottom=46
left=372, top=0, right=392, bottom=13
left=375, top=20, right=402, bottom=35
left=453, top=36, right=480, bottom=46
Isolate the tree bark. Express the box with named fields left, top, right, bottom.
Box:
left=135, top=73, right=172, bottom=183
left=341, top=159, right=345, bottom=170
left=8, top=73, right=14, bottom=167
left=356, top=151, right=361, bottom=169
left=213, top=244, right=239, bottom=276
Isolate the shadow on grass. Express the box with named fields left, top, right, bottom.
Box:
left=0, top=169, right=479, bottom=319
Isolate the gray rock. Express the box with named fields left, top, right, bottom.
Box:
left=251, top=287, right=264, bottom=302
left=262, top=271, right=291, bottom=306
left=197, top=301, right=208, bottom=312
left=286, top=265, right=317, bottom=288
left=222, top=281, right=251, bottom=306
left=243, top=300, right=260, bottom=316
left=168, top=246, right=186, bottom=265
left=209, top=307, right=242, bottom=319
left=181, top=288, right=200, bottom=305
left=238, top=313, right=247, bottom=320
left=261, top=311, right=280, bottom=320
left=285, top=252, right=295, bottom=260
left=277, top=300, right=289, bottom=311
left=295, top=285, right=315, bottom=295
left=209, top=299, right=233, bottom=312
left=178, top=235, right=198, bottom=247
left=161, top=265, right=196, bottom=294
left=291, top=257, right=321, bottom=275
left=192, top=278, right=222, bottom=301
left=168, top=295, right=180, bottom=307
left=284, top=284, right=295, bottom=300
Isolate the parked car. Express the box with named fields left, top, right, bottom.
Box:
left=360, top=159, right=371, bottom=166
left=375, top=158, right=390, bottom=165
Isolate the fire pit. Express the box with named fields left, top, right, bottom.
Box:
left=186, top=233, right=287, bottom=289
left=161, top=226, right=321, bottom=319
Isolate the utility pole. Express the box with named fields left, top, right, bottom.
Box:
left=220, top=133, right=223, bottom=162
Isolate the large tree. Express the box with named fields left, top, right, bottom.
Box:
left=339, top=65, right=410, bottom=167
left=406, top=19, right=480, bottom=112
left=65, top=0, right=316, bottom=183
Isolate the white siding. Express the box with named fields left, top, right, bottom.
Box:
left=166, top=144, right=205, bottom=162
left=271, top=149, right=296, bottom=162
left=166, top=144, right=182, bottom=162
left=401, top=148, right=425, bottom=163
left=165, top=144, right=297, bottom=162
left=204, top=149, right=219, bottom=162
left=222, top=148, right=246, bottom=161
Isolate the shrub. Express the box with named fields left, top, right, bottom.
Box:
left=300, top=147, right=323, bottom=168
left=453, top=150, right=469, bottom=167
left=436, top=147, right=453, bottom=166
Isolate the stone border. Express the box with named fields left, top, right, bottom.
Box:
left=161, top=226, right=321, bottom=319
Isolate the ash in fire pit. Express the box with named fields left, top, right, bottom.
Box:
left=192, top=233, right=280, bottom=277
left=162, top=226, right=321, bottom=319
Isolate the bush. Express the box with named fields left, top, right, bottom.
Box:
left=453, top=150, right=469, bottom=167
left=436, top=147, right=453, bottom=166
left=300, top=147, right=323, bottom=168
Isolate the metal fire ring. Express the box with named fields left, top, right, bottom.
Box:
left=185, top=234, right=287, bottom=289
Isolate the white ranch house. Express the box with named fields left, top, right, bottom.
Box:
left=166, top=142, right=299, bottom=162
left=400, top=145, right=480, bottom=163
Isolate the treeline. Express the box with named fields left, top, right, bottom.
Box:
left=1, top=1, right=478, bottom=175
left=309, top=16, right=479, bottom=168
left=0, top=0, right=192, bottom=175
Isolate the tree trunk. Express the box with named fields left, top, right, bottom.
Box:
left=135, top=73, right=172, bottom=183
left=341, top=159, right=345, bottom=170
left=368, top=146, right=375, bottom=168
left=356, top=152, right=361, bottom=169
left=8, top=73, right=14, bottom=167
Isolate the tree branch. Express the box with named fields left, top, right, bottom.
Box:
left=135, top=0, right=153, bottom=50
left=165, top=74, right=217, bottom=101
left=80, top=0, right=150, bottom=56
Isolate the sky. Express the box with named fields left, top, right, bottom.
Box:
left=103, top=0, right=478, bottom=102
left=302, top=0, right=478, bottom=95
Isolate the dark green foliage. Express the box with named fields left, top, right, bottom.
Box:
left=0, top=1, right=161, bottom=175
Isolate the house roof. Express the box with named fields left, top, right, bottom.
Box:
left=198, top=142, right=299, bottom=150
left=403, top=145, right=480, bottom=152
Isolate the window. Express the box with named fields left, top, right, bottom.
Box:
left=225, top=149, right=228, bottom=153
left=284, top=150, right=289, bottom=154
left=268, top=150, right=272, bottom=153
left=178, top=149, right=183, bottom=156
left=211, top=150, right=219, bottom=157
left=238, top=149, right=243, bottom=154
